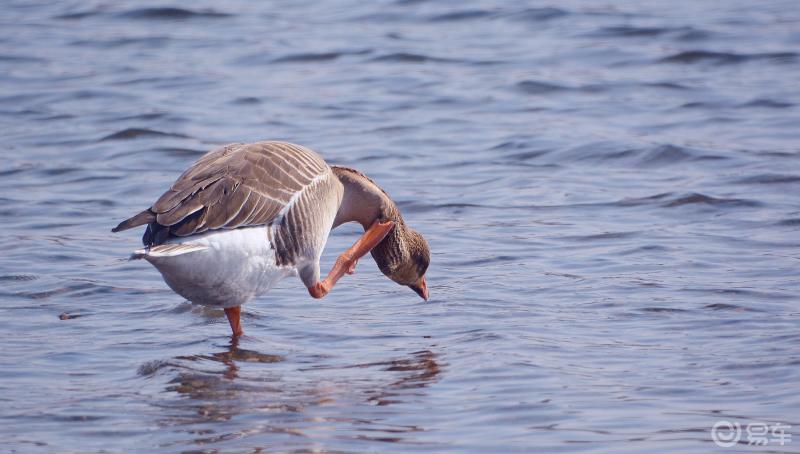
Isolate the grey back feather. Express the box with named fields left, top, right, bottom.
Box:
left=114, top=141, right=332, bottom=250
left=151, top=141, right=327, bottom=235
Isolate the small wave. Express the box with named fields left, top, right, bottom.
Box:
left=50, top=414, right=104, bottom=422
left=639, top=307, right=690, bottom=313
left=556, top=141, right=639, bottom=163
left=449, top=255, right=519, bottom=267
left=516, top=79, right=606, bottom=95
left=356, top=11, right=409, bottom=22
left=99, top=128, right=190, bottom=141
left=617, top=245, right=670, bottom=256
left=271, top=52, right=342, bottom=63
left=71, top=89, right=134, bottom=100
left=776, top=218, right=800, bottom=227
left=506, top=7, right=568, bottom=22
left=516, top=80, right=569, bottom=94
left=641, top=144, right=694, bottom=164
left=663, top=193, right=760, bottom=208
left=504, top=150, right=551, bottom=161
left=637, top=144, right=698, bottom=166
left=111, top=76, right=193, bottom=87
left=39, top=113, right=75, bottom=121
left=489, top=140, right=542, bottom=151
left=0, top=163, right=37, bottom=177
left=643, top=82, right=693, bottom=90
left=55, top=11, right=98, bottom=20
left=680, top=101, right=729, bottom=109
left=660, top=50, right=798, bottom=65
left=579, top=147, right=638, bottom=162
left=271, top=50, right=371, bottom=63
left=0, top=54, right=46, bottom=63
left=677, top=29, right=714, bottom=41
left=12, top=281, right=105, bottom=300
left=42, top=197, right=115, bottom=207
left=589, top=25, right=699, bottom=38
left=693, top=288, right=792, bottom=301
left=369, top=125, right=419, bottom=135
left=151, top=147, right=207, bottom=157
left=117, top=7, right=231, bottom=20
left=107, top=112, right=169, bottom=122
left=704, top=303, right=748, bottom=311
left=0, top=274, right=39, bottom=282
left=489, top=139, right=552, bottom=156
left=398, top=201, right=488, bottom=214
left=230, top=97, right=261, bottom=105
left=561, top=231, right=639, bottom=242
left=721, top=359, right=797, bottom=371
left=70, top=36, right=171, bottom=49
left=369, top=52, right=455, bottom=63
left=38, top=166, right=81, bottom=176
left=428, top=10, right=494, bottom=22
left=739, top=99, right=794, bottom=109
left=595, top=26, right=674, bottom=37
left=615, top=193, right=672, bottom=207
left=349, top=153, right=392, bottom=162
left=235, top=49, right=370, bottom=66
left=735, top=174, right=800, bottom=185
left=588, top=26, right=711, bottom=41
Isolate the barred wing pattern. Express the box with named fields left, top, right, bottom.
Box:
left=145, top=141, right=329, bottom=242
left=113, top=141, right=342, bottom=274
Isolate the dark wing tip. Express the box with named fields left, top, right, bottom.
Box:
left=112, top=209, right=155, bottom=233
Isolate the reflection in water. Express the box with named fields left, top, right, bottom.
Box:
left=139, top=341, right=442, bottom=447
left=322, top=350, right=442, bottom=406
left=177, top=337, right=284, bottom=381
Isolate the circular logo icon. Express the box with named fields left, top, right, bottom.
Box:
left=712, top=420, right=742, bottom=448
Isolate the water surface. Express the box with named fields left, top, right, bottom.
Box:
left=1, top=1, right=799, bottom=452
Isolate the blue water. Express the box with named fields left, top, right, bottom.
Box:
left=1, top=1, right=799, bottom=452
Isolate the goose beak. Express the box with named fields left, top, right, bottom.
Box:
left=409, top=276, right=428, bottom=301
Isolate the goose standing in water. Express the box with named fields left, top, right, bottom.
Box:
left=112, top=141, right=429, bottom=336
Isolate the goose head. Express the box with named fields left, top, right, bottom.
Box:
left=372, top=226, right=430, bottom=300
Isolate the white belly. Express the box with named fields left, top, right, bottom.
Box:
left=142, top=226, right=296, bottom=308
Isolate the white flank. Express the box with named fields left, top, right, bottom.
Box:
left=137, top=226, right=295, bottom=308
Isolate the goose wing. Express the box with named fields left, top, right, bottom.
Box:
left=112, top=141, right=329, bottom=246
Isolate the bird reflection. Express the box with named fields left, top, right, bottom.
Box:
left=142, top=341, right=442, bottom=446
left=351, top=350, right=442, bottom=406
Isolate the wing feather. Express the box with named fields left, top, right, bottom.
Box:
left=119, top=141, right=330, bottom=245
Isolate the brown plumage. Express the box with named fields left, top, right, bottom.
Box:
left=112, top=141, right=332, bottom=257
left=331, top=166, right=430, bottom=295
left=112, top=140, right=430, bottom=336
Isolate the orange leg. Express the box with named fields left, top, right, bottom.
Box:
left=224, top=306, right=244, bottom=337
left=308, top=220, right=394, bottom=298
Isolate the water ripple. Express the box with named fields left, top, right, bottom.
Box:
left=588, top=25, right=711, bottom=40
left=663, top=193, right=760, bottom=208
left=99, top=128, right=191, bottom=141
left=369, top=52, right=460, bottom=64
left=117, top=7, right=232, bottom=20
left=3, top=0, right=800, bottom=452
left=660, top=50, right=798, bottom=65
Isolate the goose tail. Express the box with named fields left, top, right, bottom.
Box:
left=130, top=243, right=208, bottom=260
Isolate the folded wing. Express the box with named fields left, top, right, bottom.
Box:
left=112, top=141, right=329, bottom=246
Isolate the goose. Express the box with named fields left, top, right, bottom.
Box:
left=112, top=141, right=430, bottom=336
